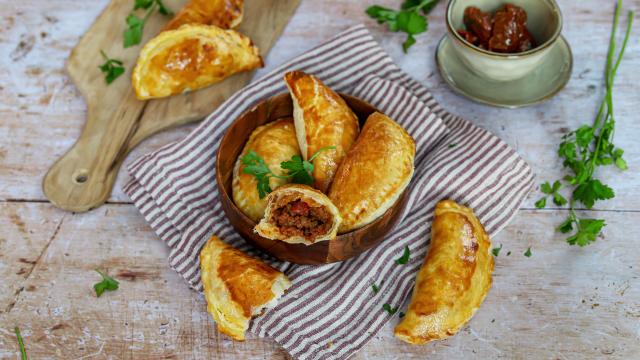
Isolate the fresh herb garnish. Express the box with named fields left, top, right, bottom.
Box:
left=124, top=0, right=173, bottom=48
left=491, top=244, right=502, bottom=257
left=395, top=246, right=410, bottom=265
left=536, top=181, right=567, bottom=208
left=14, top=326, right=27, bottom=360
left=506, top=251, right=511, bottom=256
left=94, top=269, right=119, bottom=297
left=371, top=280, right=384, bottom=294
left=537, top=1, right=633, bottom=246
left=366, top=0, right=440, bottom=53
left=240, top=147, right=336, bottom=198
left=399, top=311, right=405, bottom=318
left=98, top=50, right=125, bottom=84
left=524, top=247, right=532, bottom=258
left=448, top=143, right=457, bottom=148
left=383, top=303, right=398, bottom=315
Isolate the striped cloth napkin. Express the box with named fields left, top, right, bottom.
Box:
left=124, top=25, right=534, bottom=360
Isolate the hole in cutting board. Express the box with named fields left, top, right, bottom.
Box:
left=72, top=169, right=89, bottom=184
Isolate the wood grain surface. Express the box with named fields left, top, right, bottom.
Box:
left=1, top=0, right=639, bottom=359
left=42, top=0, right=300, bottom=213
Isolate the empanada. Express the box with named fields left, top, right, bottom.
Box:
left=200, top=235, right=291, bottom=341
left=284, top=71, right=360, bottom=192
left=254, top=184, right=342, bottom=245
left=164, top=0, right=244, bottom=31
left=132, top=24, right=262, bottom=100
left=233, top=119, right=300, bottom=222
left=394, top=200, right=494, bottom=344
left=328, top=112, right=415, bottom=233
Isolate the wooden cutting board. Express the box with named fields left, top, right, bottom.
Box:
left=43, top=0, right=300, bottom=212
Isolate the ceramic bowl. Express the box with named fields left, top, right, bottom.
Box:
left=446, top=0, right=563, bottom=81
left=216, top=93, right=408, bottom=265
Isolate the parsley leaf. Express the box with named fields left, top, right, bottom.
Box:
left=573, top=179, right=614, bottom=209
left=383, top=303, right=398, bottom=315
left=241, top=150, right=276, bottom=198
left=94, top=269, right=119, bottom=297
left=491, top=244, right=502, bottom=257
left=399, top=311, right=406, bottom=318
left=524, top=247, right=532, bottom=257
left=366, top=0, right=440, bottom=52
left=123, top=0, right=172, bottom=48
left=123, top=14, right=145, bottom=48
left=395, top=246, right=410, bottom=265
left=566, top=218, right=605, bottom=246
left=534, top=197, right=546, bottom=209
left=241, top=147, right=336, bottom=198
left=98, top=50, right=125, bottom=84
left=14, top=326, right=27, bottom=360
left=371, top=280, right=384, bottom=294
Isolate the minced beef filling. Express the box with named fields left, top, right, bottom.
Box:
left=272, top=200, right=332, bottom=239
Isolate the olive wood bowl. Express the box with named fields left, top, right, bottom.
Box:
left=216, top=93, right=408, bottom=264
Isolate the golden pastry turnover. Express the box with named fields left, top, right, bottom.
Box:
left=394, top=200, right=494, bottom=344
left=233, top=118, right=300, bottom=222
left=132, top=24, right=263, bottom=100
left=328, top=112, right=415, bottom=233
left=200, top=235, right=291, bottom=341
left=284, top=71, right=360, bottom=192
left=254, top=184, right=342, bottom=245
left=164, top=0, right=244, bottom=31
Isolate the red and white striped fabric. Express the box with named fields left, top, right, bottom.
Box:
left=124, top=25, right=534, bottom=360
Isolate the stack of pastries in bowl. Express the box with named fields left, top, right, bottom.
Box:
left=230, top=71, right=416, bottom=257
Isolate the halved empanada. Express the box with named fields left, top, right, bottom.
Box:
left=328, top=112, right=415, bottom=233
left=284, top=71, right=360, bottom=192
left=132, top=24, right=262, bottom=100
left=394, top=200, right=494, bottom=344
left=164, top=0, right=244, bottom=31
left=233, top=119, right=300, bottom=222
left=200, top=235, right=291, bottom=341
left=254, top=184, right=342, bottom=245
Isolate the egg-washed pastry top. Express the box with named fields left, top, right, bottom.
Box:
left=164, top=0, right=244, bottom=30
left=232, top=118, right=301, bottom=222
left=199, top=235, right=291, bottom=341
left=284, top=70, right=360, bottom=192
left=328, top=112, right=415, bottom=233
left=132, top=24, right=262, bottom=100
left=394, top=200, right=494, bottom=344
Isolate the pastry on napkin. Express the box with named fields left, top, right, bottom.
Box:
left=124, top=25, right=534, bottom=360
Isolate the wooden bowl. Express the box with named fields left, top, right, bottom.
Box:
left=216, top=93, right=408, bottom=264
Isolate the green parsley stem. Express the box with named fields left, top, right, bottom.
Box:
left=14, top=326, right=27, bottom=360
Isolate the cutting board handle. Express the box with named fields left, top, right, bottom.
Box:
left=43, top=90, right=147, bottom=212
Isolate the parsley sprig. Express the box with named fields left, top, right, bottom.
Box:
left=94, top=269, right=120, bottom=297
left=538, top=1, right=633, bottom=247
left=240, top=146, right=336, bottom=198
left=366, top=0, right=440, bottom=52
left=98, top=50, right=125, bottom=84
left=124, top=0, right=173, bottom=48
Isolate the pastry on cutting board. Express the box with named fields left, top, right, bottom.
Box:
left=132, top=24, right=262, bottom=100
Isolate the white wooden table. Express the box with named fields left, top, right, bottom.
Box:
left=1, top=0, right=639, bottom=358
